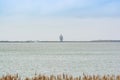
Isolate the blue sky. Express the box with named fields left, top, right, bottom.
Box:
left=0, top=0, right=120, bottom=17
left=0, top=0, right=120, bottom=41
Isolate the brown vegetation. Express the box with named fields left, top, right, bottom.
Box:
left=0, top=74, right=120, bottom=80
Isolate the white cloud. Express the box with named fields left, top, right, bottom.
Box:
left=0, top=16, right=120, bottom=41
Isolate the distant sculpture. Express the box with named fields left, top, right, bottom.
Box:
left=59, top=34, right=63, bottom=42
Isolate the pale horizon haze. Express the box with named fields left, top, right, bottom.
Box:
left=0, top=0, right=120, bottom=41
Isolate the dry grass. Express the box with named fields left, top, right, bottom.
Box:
left=0, top=74, right=120, bottom=80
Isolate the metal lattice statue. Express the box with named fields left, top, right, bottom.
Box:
left=59, top=34, right=63, bottom=42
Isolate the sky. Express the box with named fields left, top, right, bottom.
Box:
left=0, top=0, right=120, bottom=41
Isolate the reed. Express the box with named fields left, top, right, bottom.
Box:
left=0, top=74, right=120, bottom=80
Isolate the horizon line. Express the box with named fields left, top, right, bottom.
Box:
left=0, top=40, right=120, bottom=43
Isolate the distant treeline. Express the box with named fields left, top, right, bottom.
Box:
left=0, top=40, right=35, bottom=43
left=90, top=40, right=120, bottom=42
left=0, top=40, right=120, bottom=43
